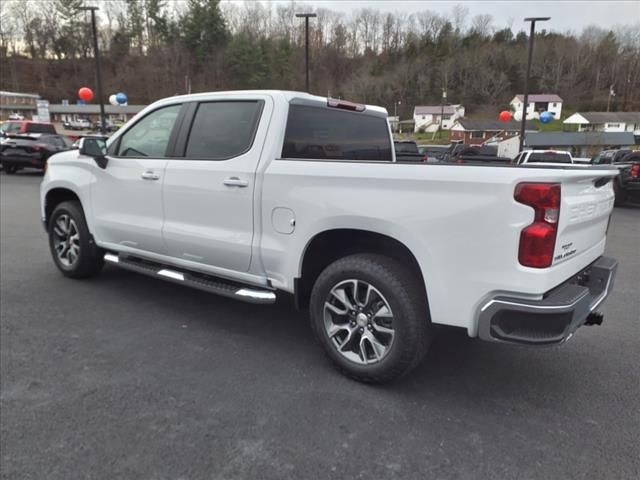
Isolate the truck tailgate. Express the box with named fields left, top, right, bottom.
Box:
left=553, top=172, right=616, bottom=267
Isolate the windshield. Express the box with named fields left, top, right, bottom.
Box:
left=394, top=142, right=418, bottom=153
left=0, top=122, right=21, bottom=134
left=592, top=152, right=613, bottom=165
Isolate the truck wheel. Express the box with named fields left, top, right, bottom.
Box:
left=48, top=201, right=104, bottom=278
left=309, top=254, right=432, bottom=383
left=613, top=180, right=628, bottom=206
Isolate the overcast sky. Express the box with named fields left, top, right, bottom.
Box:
left=246, top=0, right=640, bottom=33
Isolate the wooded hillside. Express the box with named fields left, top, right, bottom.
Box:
left=1, top=0, right=639, bottom=116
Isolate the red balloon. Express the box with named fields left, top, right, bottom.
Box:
left=78, top=87, right=94, bottom=102
left=499, top=110, right=512, bottom=123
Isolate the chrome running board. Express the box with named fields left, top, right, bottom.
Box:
left=103, top=253, right=276, bottom=304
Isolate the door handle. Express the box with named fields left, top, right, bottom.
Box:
left=141, top=171, right=160, bottom=181
left=223, top=177, right=249, bottom=188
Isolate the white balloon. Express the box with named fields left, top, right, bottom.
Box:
left=109, top=94, right=118, bottom=106
left=513, top=110, right=523, bottom=122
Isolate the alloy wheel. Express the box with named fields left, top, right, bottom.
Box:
left=323, top=279, right=395, bottom=364
left=52, top=214, right=80, bottom=267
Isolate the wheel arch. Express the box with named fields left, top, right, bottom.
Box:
left=44, top=187, right=82, bottom=228
left=295, top=228, right=429, bottom=311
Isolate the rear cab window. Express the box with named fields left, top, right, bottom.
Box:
left=527, top=152, right=572, bottom=164
left=282, top=104, right=392, bottom=161
left=26, top=123, right=56, bottom=134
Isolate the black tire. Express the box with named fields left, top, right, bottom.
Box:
left=48, top=201, right=104, bottom=278
left=613, top=179, right=628, bottom=206
left=309, top=254, right=432, bottom=384
left=4, top=164, right=18, bottom=174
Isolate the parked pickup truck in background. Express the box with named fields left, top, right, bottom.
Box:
left=393, top=140, right=428, bottom=162
left=592, top=148, right=640, bottom=205
left=445, top=144, right=512, bottom=164
left=40, top=90, right=619, bottom=383
left=513, top=149, right=575, bottom=166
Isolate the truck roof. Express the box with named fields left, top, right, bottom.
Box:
left=145, top=90, right=389, bottom=117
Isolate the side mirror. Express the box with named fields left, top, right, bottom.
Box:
left=79, top=137, right=108, bottom=169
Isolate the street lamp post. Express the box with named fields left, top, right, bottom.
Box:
left=79, top=6, right=106, bottom=135
left=440, top=89, right=447, bottom=139
left=519, top=16, right=550, bottom=152
left=296, top=13, right=317, bottom=92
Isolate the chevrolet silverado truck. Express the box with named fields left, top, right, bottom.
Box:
left=40, top=91, right=619, bottom=383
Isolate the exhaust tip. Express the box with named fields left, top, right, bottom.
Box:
left=585, top=311, right=604, bottom=326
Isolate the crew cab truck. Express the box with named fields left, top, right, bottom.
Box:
left=40, top=91, right=619, bottom=383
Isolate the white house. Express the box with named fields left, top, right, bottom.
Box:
left=563, top=112, right=640, bottom=134
left=413, top=104, right=465, bottom=133
left=510, top=94, right=563, bottom=120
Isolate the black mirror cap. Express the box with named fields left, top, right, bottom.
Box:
left=79, top=137, right=109, bottom=169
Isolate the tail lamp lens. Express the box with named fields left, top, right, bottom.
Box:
left=515, top=183, right=561, bottom=268
left=631, top=163, right=640, bottom=178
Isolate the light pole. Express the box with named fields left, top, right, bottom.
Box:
left=394, top=100, right=401, bottom=132
left=439, top=88, right=447, bottom=139
left=79, top=5, right=106, bottom=135
left=296, top=12, right=317, bottom=92
left=519, top=16, right=550, bottom=152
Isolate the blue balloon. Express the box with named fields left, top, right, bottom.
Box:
left=540, top=111, right=553, bottom=124
left=115, top=92, right=127, bottom=105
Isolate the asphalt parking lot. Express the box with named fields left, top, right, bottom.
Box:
left=1, top=171, right=639, bottom=480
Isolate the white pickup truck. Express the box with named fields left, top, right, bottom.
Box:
left=40, top=90, right=619, bottom=383
left=513, top=149, right=574, bottom=166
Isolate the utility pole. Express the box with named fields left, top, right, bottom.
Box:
left=79, top=6, right=106, bottom=135
left=606, top=84, right=615, bottom=112
left=296, top=13, right=317, bottom=92
left=519, top=17, right=550, bottom=152
left=440, top=88, right=447, bottom=140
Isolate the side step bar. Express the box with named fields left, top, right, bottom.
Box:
left=104, top=253, right=276, bottom=304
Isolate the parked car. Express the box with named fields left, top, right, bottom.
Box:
left=512, top=150, right=574, bottom=166
left=93, top=119, right=118, bottom=132
left=444, top=144, right=511, bottom=164
left=592, top=149, right=640, bottom=205
left=394, top=140, right=428, bottom=162
left=68, top=118, right=92, bottom=130
left=418, top=145, right=448, bottom=162
left=8, top=113, right=24, bottom=120
left=41, top=90, right=618, bottom=383
left=1, top=133, right=71, bottom=173
left=0, top=120, right=57, bottom=137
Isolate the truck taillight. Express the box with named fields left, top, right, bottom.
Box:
left=514, top=183, right=561, bottom=268
left=631, top=163, right=640, bottom=178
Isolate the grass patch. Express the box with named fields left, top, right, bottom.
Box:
left=394, top=130, right=451, bottom=145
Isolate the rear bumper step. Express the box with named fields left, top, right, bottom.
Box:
left=477, top=256, right=617, bottom=346
left=103, top=253, right=276, bottom=304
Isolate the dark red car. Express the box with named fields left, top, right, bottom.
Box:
left=0, top=120, right=57, bottom=135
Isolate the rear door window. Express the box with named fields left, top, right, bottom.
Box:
left=282, top=105, right=392, bottom=161
left=184, top=101, right=263, bottom=159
